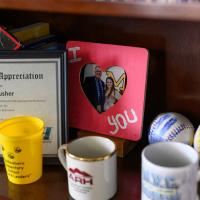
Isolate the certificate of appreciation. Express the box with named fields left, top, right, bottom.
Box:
left=0, top=51, right=67, bottom=161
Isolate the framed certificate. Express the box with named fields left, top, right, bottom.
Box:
left=0, top=51, right=67, bottom=164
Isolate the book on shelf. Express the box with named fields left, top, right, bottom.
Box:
left=34, top=42, right=65, bottom=50
left=9, top=22, right=50, bottom=43
left=0, top=26, right=21, bottom=50
left=22, top=34, right=57, bottom=49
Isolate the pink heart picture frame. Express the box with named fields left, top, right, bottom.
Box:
left=67, top=41, right=148, bottom=141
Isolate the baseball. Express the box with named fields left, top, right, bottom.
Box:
left=148, top=112, right=194, bottom=145
left=194, top=125, right=200, bottom=154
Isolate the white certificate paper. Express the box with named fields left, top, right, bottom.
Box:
left=0, top=58, right=64, bottom=157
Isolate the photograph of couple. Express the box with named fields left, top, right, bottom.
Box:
left=80, top=64, right=127, bottom=113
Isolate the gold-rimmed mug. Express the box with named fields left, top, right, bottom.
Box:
left=58, top=136, right=117, bottom=200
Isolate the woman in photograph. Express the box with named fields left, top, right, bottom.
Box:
left=104, top=77, right=121, bottom=111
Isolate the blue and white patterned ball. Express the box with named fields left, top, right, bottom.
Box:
left=148, top=112, right=194, bottom=145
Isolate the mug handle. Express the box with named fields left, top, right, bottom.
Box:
left=58, top=144, right=67, bottom=170
left=197, top=170, right=200, bottom=182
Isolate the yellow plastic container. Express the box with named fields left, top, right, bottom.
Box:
left=0, top=116, right=44, bottom=184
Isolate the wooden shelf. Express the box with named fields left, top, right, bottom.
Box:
left=0, top=147, right=141, bottom=200
left=0, top=1, right=199, bottom=200
left=1, top=1, right=200, bottom=21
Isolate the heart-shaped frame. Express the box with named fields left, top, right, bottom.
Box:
left=80, top=64, right=127, bottom=113
left=67, top=41, right=148, bottom=141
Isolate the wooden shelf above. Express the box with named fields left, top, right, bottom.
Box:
left=1, top=0, right=200, bottom=21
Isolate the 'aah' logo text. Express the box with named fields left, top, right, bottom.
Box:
left=68, top=168, right=93, bottom=186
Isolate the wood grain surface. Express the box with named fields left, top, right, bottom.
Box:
left=0, top=146, right=141, bottom=200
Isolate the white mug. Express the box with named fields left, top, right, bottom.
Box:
left=58, top=136, right=117, bottom=200
left=141, top=142, right=200, bottom=200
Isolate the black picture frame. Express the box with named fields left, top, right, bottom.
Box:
left=0, top=50, right=67, bottom=164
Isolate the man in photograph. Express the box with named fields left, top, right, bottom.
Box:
left=83, top=65, right=105, bottom=113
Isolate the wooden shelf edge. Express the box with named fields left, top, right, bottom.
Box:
left=1, top=1, right=200, bottom=21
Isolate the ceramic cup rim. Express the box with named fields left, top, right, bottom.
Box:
left=66, top=136, right=116, bottom=162
left=142, top=141, right=199, bottom=170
